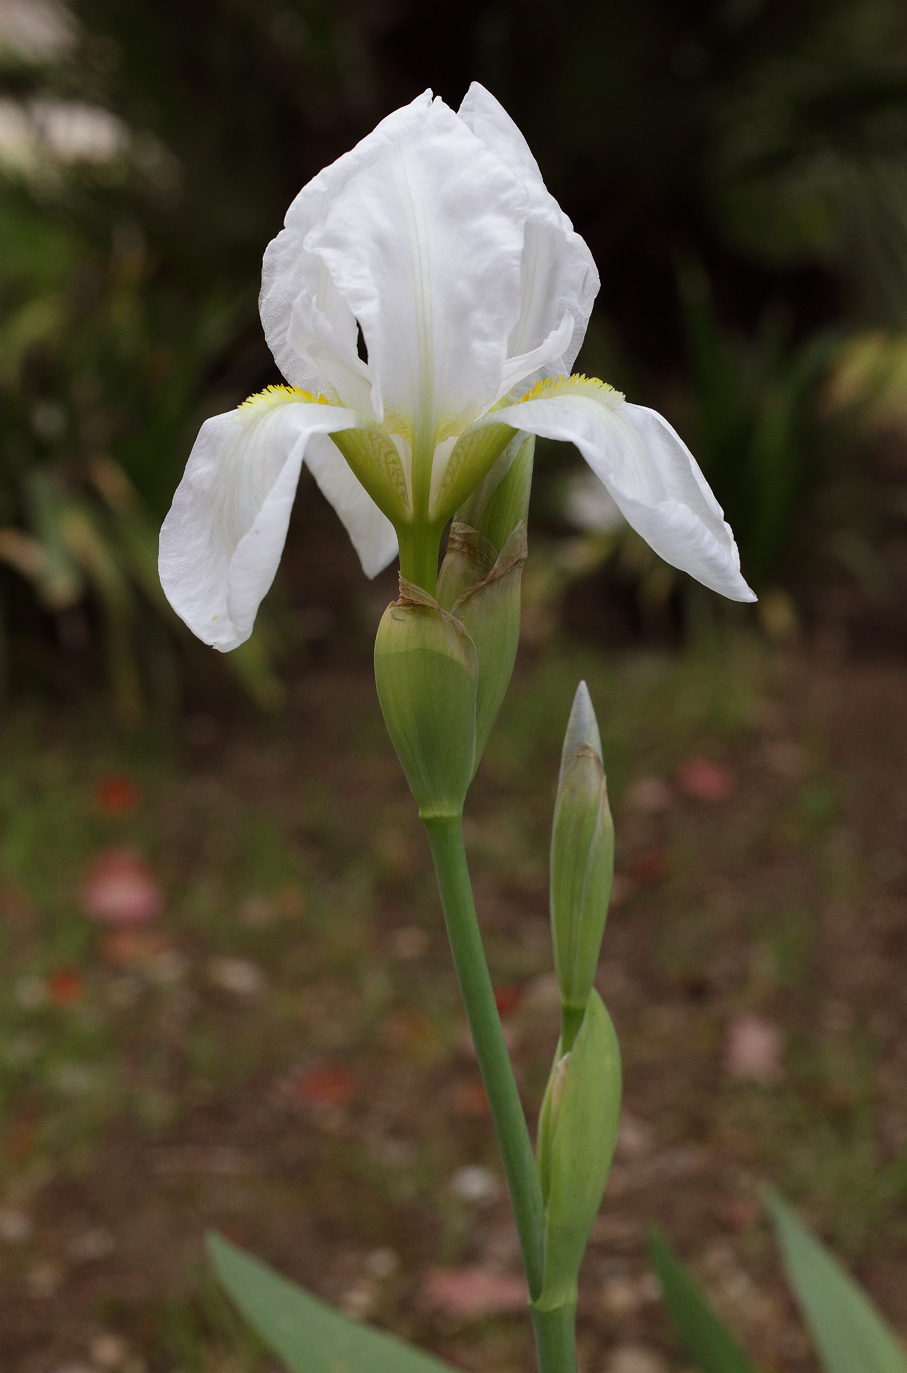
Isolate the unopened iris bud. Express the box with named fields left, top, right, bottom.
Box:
left=374, top=579, right=478, bottom=821
left=534, top=991, right=622, bottom=1311
left=436, top=435, right=533, bottom=767
left=457, top=432, right=534, bottom=558
left=550, top=682, right=614, bottom=1046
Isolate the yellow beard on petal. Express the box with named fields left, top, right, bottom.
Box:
left=518, top=374, right=625, bottom=405
left=237, top=384, right=412, bottom=526
left=239, top=385, right=334, bottom=410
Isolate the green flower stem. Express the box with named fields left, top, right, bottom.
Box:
left=560, top=1003, right=586, bottom=1053
left=531, top=1302, right=578, bottom=1373
left=425, top=815, right=577, bottom=1373
left=397, top=523, right=444, bottom=598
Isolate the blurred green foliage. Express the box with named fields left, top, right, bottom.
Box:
left=678, top=262, right=839, bottom=589
left=1, top=0, right=907, bottom=711
left=0, top=197, right=243, bottom=720
left=651, top=1194, right=907, bottom=1373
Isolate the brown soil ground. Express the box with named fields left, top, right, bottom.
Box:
left=1, top=629, right=906, bottom=1373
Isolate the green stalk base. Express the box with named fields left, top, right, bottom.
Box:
left=424, top=815, right=583, bottom=1373
left=560, top=1003, right=586, bottom=1053
left=397, top=523, right=443, bottom=598
left=531, top=1303, right=578, bottom=1373
left=424, top=816, right=546, bottom=1301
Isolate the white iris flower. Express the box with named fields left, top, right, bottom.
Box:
left=159, top=83, right=755, bottom=651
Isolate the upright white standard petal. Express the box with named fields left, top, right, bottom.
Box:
left=458, top=83, right=599, bottom=396
left=252, top=84, right=606, bottom=591
left=159, top=391, right=394, bottom=651
left=484, top=379, right=756, bottom=602
left=304, top=97, right=529, bottom=464
left=259, top=91, right=433, bottom=402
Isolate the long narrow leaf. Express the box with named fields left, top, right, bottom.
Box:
left=208, top=1232, right=459, bottom=1373
left=766, top=1189, right=907, bottom=1373
left=648, top=1227, right=758, bottom=1373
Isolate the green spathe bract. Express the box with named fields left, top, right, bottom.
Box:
left=436, top=433, right=533, bottom=773
left=534, top=990, right=622, bottom=1313
left=436, top=431, right=534, bottom=610
left=549, top=683, right=614, bottom=1040
left=444, top=522, right=527, bottom=769
left=374, top=580, right=478, bottom=820
left=457, top=431, right=535, bottom=557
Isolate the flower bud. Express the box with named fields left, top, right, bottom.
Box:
left=435, top=435, right=533, bottom=768
left=534, top=991, right=622, bottom=1312
left=457, top=433, right=534, bottom=556
left=374, top=579, right=478, bottom=820
left=549, top=682, right=614, bottom=1039
left=446, top=524, right=527, bottom=768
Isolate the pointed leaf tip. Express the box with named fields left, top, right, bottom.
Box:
left=208, top=1230, right=458, bottom=1373
left=765, top=1189, right=907, bottom=1373
left=647, top=1227, right=758, bottom=1373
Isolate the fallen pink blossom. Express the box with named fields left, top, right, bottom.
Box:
left=677, top=758, right=736, bottom=803
left=422, top=1265, right=527, bottom=1319
left=80, top=847, right=163, bottom=926
left=725, top=1014, right=784, bottom=1084
left=286, top=1063, right=356, bottom=1109
left=94, top=773, right=140, bottom=815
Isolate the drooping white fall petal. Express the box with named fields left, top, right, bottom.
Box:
left=159, top=392, right=396, bottom=651
left=483, top=380, right=756, bottom=602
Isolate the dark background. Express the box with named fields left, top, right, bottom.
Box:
left=2, top=0, right=907, bottom=714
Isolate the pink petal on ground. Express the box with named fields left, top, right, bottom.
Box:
left=422, top=1266, right=527, bottom=1318
left=716, top=1197, right=761, bottom=1231
left=287, top=1063, right=356, bottom=1109
left=609, top=874, right=637, bottom=908
left=1, top=885, right=34, bottom=924
left=627, top=777, right=673, bottom=812
left=725, top=1014, right=784, bottom=1084
left=451, top=1077, right=490, bottom=1117
left=101, top=929, right=173, bottom=967
left=94, top=773, right=140, bottom=814
left=80, top=847, right=163, bottom=926
left=676, top=758, right=737, bottom=803
left=493, top=985, right=524, bottom=1017
left=625, top=846, right=670, bottom=886
left=47, top=969, right=84, bottom=1005
left=207, top=956, right=265, bottom=997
